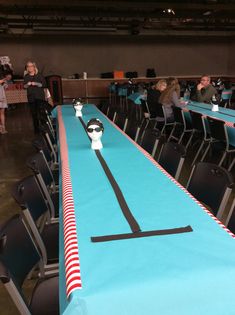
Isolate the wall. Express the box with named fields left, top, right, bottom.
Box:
left=228, top=40, right=235, bottom=75
left=0, top=35, right=231, bottom=78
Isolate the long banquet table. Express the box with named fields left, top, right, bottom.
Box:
left=58, top=104, right=235, bottom=315
left=185, top=101, right=235, bottom=146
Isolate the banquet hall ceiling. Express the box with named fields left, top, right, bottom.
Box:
left=1, top=0, right=235, bottom=37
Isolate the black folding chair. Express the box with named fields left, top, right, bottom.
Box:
left=186, top=162, right=234, bottom=219
left=168, top=107, right=193, bottom=148
left=201, top=116, right=235, bottom=168
left=11, top=175, right=59, bottom=275
left=0, top=214, right=59, bottom=315
left=27, top=152, right=59, bottom=220
left=189, top=110, right=210, bottom=166
left=125, top=119, right=140, bottom=142
left=107, top=107, right=117, bottom=121
left=158, top=142, right=186, bottom=181
left=138, top=128, right=161, bottom=157
left=114, top=112, right=128, bottom=131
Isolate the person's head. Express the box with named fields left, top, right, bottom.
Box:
left=159, top=77, right=180, bottom=104
left=25, top=61, right=38, bottom=75
left=156, top=79, right=167, bottom=92
left=200, top=75, right=211, bottom=88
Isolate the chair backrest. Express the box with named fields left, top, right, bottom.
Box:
left=27, top=152, right=54, bottom=189
left=32, top=136, right=52, bottom=164
left=207, top=116, right=226, bottom=142
left=189, top=110, right=204, bottom=132
left=0, top=214, right=40, bottom=315
left=155, top=103, right=164, bottom=118
left=140, top=128, right=160, bottom=157
left=45, top=75, right=63, bottom=105
left=12, top=176, right=49, bottom=222
left=172, top=106, right=184, bottom=124
left=114, top=113, right=128, bottom=131
left=186, top=162, right=234, bottom=218
left=125, top=119, right=140, bottom=142
left=158, top=142, right=186, bottom=180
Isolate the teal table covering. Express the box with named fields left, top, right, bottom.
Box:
left=59, top=104, right=235, bottom=315
left=187, top=101, right=235, bottom=146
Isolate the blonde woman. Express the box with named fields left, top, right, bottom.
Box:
left=0, top=70, right=7, bottom=134
left=23, top=61, right=46, bottom=133
left=147, top=79, right=167, bottom=117
left=159, top=77, right=186, bottom=122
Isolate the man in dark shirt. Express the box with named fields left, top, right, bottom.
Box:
left=194, top=75, right=217, bottom=104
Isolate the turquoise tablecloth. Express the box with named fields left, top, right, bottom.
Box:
left=187, top=101, right=235, bottom=146
left=59, top=104, right=235, bottom=315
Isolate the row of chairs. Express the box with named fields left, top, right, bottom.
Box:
left=0, top=111, right=60, bottom=314
left=100, top=102, right=235, bottom=231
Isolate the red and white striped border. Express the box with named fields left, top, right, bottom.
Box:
left=57, top=106, right=82, bottom=298
left=97, top=106, right=235, bottom=239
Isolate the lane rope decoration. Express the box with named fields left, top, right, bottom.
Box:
left=57, top=106, right=82, bottom=298
left=96, top=107, right=235, bottom=239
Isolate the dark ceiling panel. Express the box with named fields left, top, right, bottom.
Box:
left=0, top=1, right=235, bottom=37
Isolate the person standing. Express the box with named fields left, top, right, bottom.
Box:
left=194, top=75, right=217, bottom=103
left=0, top=69, right=8, bottom=134
left=23, top=61, right=46, bottom=133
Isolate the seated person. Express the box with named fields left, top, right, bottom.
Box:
left=159, top=77, right=187, bottom=122
left=147, top=79, right=167, bottom=117
left=191, top=75, right=217, bottom=103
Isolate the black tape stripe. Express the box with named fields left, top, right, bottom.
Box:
left=78, top=117, right=141, bottom=233
left=91, top=226, right=193, bottom=242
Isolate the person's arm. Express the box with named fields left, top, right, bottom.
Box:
left=196, top=85, right=217, bottom=103
left=23, top=75, right=31, bottom=89
left=172, top=91, right=182, bottom=107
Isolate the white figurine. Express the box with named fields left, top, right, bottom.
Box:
left=73, top=98, right=83, bottom=117
left=86, top=118, right=104, bottom=150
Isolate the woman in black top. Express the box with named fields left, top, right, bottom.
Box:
left=147, top=79, right=167, bottom=117
left=24, top=61, right=46, bottom=133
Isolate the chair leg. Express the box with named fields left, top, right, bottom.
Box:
left=218, top=151, right=227, bottom=167
left=191, top=140, right=205, bottom=166
left=200, top=142, right=210, bottom=162
left=185, top=132, right=194, bottom=150
left=168, top=124, right=176, bottom=142
left=228, top=156, right=235, bottom=172
left=178, top=131, right=185, bottom=144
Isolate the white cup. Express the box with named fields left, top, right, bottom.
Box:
left=83, top=72, right=87, bottom=79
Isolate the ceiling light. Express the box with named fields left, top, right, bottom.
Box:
left=33, top=26, right=117, bottom=32
left=163, top=8, right=175, bottom=15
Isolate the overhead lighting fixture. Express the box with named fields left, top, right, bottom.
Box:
left=163, top=8, right=175, bottom=15
left=33, top=26, right=117, bottom=32
left=203, top=11, right=212, bottom=16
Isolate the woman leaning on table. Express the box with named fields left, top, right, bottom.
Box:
left=159, top=77, right=187, bottom=122
left=23, top=61, right=46, bottom=134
